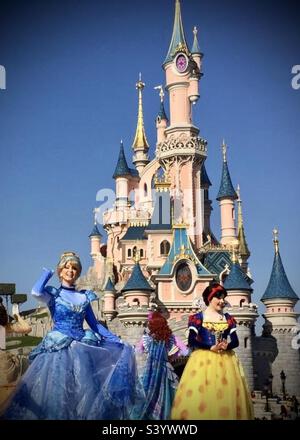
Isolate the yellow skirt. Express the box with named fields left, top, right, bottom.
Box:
left=171, top=349, right=254, bottom=420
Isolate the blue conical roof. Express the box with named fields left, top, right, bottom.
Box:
left=216, top=160, right=237, bottom=201
left=261, top=251, right=298, bottom=301
left=89, top=224, right=102, bottom=238
left=224, top=262, right=252, bottom=291
left=122, top=262, right=153, bottom=292
left=201, top=163, right=211, bottom=187
left=104, top=277, right=115, bottom=292
left=164, top=0, right=190, bottom=65
left=113, top=141, right=131, bottom=179
left=158, top=101, right=168, bottom=121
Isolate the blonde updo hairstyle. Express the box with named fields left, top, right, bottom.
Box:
left=57, top=251, right=82, bottom=281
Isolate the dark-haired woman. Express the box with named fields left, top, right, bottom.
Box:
left=171, top=283, right=254, bottom=420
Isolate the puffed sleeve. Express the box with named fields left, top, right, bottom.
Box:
left=226, top=314, right=239, bottom=350
left=188, top=313, right=213, bottom=350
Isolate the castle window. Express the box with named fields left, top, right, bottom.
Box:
left=160, top=240, right=170, bottom=256
left=133, top=246, right=137, bottom=258
left=176, top=262, right=192, bottom=292
left=278, top=308, right=281, bottom=312
left=272, top=308, right=274, bottom=312
left=244, top=337, right=248, bottom=349
left=128, top=249, right=132, bottom=258
left=285, top=308, right=287, bottom=312
left=240, top=299, right=245, bottom=307
left=144, top=183, right=148, bottom=197
left=140, top=249, right=144, bottom=258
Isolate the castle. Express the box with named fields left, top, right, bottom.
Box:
left=29, top=0, right=300, bottom=397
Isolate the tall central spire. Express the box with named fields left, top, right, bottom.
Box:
left=132, top=73, right=149, bottom=174
left=164, top=0, right=189, bottom=65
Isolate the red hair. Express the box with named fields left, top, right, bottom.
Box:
left=148, top=311, right=172, bottom=343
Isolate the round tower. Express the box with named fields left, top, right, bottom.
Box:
left=113, top=141, right=131, bottom=210
left=217, top=140, right=238, bottom=246
left=223, top=252, right=258, bottom=391
left=118, top=252, right=154, bottom=346
left=103, top=277, right=117, bottom=321
left=155, top=86, right=168, bottom=144
left=261, top=229, right=300, bottom=397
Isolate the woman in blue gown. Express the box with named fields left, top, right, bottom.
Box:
left=3, top=252, right=143, bottom=420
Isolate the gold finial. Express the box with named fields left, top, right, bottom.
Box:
left=193, top=26, right=198, bottom=37
left=136, top=72, right=144, bottom=90
left=273, top=228, right=279, bottom=254
left=132, top=74, right=149, bottom=151
left=154, top=85, right=164, bottom=102
left=133, top=248, right=141, bottom=264
left=221, top=139, right=227, bottom=162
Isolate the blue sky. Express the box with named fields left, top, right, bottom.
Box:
left=0, top=0, right=299, bottom=330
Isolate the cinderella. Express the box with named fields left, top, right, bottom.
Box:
left=3, top=252, right=144, bottom=420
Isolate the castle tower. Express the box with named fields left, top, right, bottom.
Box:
left=200, top=162, right=213, bottom=242
left=236, top=185, right=250, bottom=272
left=156, top=0, right=207, bottom=249
left=224, top=251, right=258, bottom=390
left=118, top=252, right=154, bottom=346
left=89, top=221, right=102, bottom=257
left=217, top=140, right=238, bottom=245
left=103, top=277, right=117, bottom=321
left=260, top=229, right=300, bottom=396
left=155, top=86, right=168, bottom=144
left=113, top=141, right=132, bottom=210
left=132, top=74, right=150, bottom=174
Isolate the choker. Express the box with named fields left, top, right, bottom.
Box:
left=60, top=285, right=76, bottom=291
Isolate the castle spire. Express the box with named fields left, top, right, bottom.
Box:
left=132, top=73, right=149, bottom=174
left=113, top=141, right=131, bottom=179
left=164, top=0, right=189, bottom=65
left=237, top=185, right=250, bottom=258
left=217, top=140, right=237, bottom=201
left=261, top=229, right=298, bottom=301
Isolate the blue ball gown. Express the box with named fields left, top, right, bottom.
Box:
left=3, top=269, right=144, bottom=420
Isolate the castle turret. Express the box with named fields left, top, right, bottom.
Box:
left=155, top=86, right=168, bottom=144
left=217, top=140, right=238, bottom=245
left=224, top=250, right=258, bottom=390
left=260, top=229, right=300, bottom=396
left=103, top=277, right=117, bottom=321
left=132, top=74, right=150, bottom=174
left=200, top=162, right=212, bottom=240
left=113, top=141, right=131, bottom=209
left=236, top=185, right=250, bottom=272
left=89, top=221, right=102, bottom=257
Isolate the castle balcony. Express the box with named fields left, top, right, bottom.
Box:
left=103, top=207, right=151, bottom=228
left=156, top=133, right=207, bottom=163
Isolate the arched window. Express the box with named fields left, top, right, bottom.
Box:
left=144, top=183, right=148, bottom=197
left=240, top=299, right=245, bottom=307
left=160, top=240, right=170, bottom=256
left=140, top=249, right=144, bottom=258
left=244, top=337, right=248, bottom=349
left=128, top=248, right=132, bottom=258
